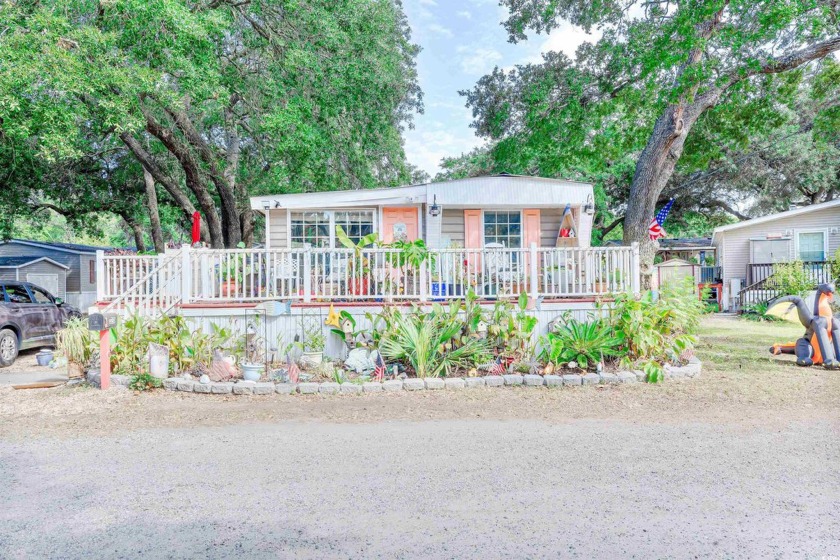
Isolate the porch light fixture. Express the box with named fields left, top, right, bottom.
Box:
left=428, top=194, right=441, bottom=217
left=583, top=194, right=595, bottom=215
left=261, top=200, right=270, bottom=210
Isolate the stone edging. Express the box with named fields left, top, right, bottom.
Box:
left=145, top=357, right=702, bottom=396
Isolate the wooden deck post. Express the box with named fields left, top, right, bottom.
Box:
left=303, top=248, right=312, bottom=303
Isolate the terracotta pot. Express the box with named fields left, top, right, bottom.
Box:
left=348, top=278, right=369, bottom=296
left=220, top=280, right=238, bottom=297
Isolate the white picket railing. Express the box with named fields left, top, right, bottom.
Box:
left=99, top=250, right=183, bottom=316
left=97, top=243, right=640, bottom=311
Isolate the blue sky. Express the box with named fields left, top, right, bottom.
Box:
left=401, top=0, right=600, bottom=177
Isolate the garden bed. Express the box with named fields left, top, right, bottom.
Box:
left=146, top=357, right=702, bottom=396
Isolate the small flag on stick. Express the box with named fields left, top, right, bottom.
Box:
left=373, top=352, right=386, bottom=382
left=286, top=353, right=300, bottom=384
left=489, top=357, right=506, bottom=376
left=649, top=198, right=675, bottom=241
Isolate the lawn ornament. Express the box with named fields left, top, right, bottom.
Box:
left=324, top=304, right=341, bottom=328
left=768, top=283, right=840, bottom=369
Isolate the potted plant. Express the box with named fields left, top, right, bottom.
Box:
left=335, top=225, right=379, bottom=295
left=298, top=314, right=326, bottom=365
left=55, top=317, right=96, bottom=379
left=220, top=242, right=249, bottom=297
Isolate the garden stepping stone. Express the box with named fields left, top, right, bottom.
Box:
left=210, top=382, right=233, bottom=394
left=297, top=382, right=319, bottom=394
left=363, top=382, right=384, bottom=393
left=464, top=377, right=485, bottom=388
left=254, top=382, right=275, bottom=395
left=523, top=374, right=544, bottom=386
left=233, top=381, right=255, bottom=395
left=382, top=380, right=403, bottom=392
left=403, top=379, right=424, bottom=391
left=275, top=384, right=296, bottom=395
left=340, top=383, right=363, bottom=394
left=484, top=376, right=504, bottom=387
left=544, top=375, right=562, bottom=387
left=562, top=374, right=582, bottom=386
left=617, top=371, right=637, bottom=383
left=582, top=373, right=600, bottom=385
left=425, top=378, right=445, bottom=390
left=177, top=380, right=195, bottom=392
left=444, top=378, right=466, bottom=390
left=502, top=374, right=523, bottom=386
left=319, top=382, right=340, bottom=394
left=600, top=372, right=620, bottom=384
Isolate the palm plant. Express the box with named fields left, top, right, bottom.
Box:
left=378, top=308, right=490, bottom=378
left=540, top=317, right=622, bottom=369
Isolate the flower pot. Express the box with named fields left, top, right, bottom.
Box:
left=241, top=363, right=263, bottom=381
left=36, top=349, right=53, bottom=367
left=220, top=280, right=238, bottom=297
left=67, top=362, right=85, bottom=379
left=348, top=278, right=369, bottom=296
left=302, top=351, right=323, bottom=366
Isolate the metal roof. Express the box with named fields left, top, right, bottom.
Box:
left=250, top=175, right=593, bottom=210
left=1, top=239, right=111, bottom=253
left=712, top=198, right=840, bottom=244
left=0, top=256, right=71, bottom=269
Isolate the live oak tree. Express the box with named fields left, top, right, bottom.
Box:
left=0, top=0, right=423, bottom=247
left=463, top=0, right=840, bottom=284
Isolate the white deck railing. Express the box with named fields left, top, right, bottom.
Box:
left=97, top=243, right=640, bottom=309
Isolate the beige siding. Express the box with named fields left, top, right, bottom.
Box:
left=539, top=207, right=587, bottom=248
left=441, top=209, right=465, bottom=247
left=717, top=206, right=840, bottom=284
left=268, top=209, right=288, bottom=248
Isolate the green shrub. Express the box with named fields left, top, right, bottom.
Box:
left=766, top=261, right=811, bottom=296
left=539, top=317, right=622, bottom=369
left=378, top=306, right=490, bottom=377
left=608, top=277, right=704, bottom=366
left=129, top=372, right=163, bottom=391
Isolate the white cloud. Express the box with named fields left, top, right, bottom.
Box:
left=426, top=23, right=453, bottom=37
left=457, top=45, right=503, bottom=75
left=457, top=10, right=472, bottom=19
left=525, top=23, right=602, bottom=63
left=404, top=124, right=482, bottom=176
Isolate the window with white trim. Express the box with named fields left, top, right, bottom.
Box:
left=483, top=211, right=521, bottom=248
left=798, top=231, right=826, bottom=261
left=335, top=211, right=374, bottom=244
left=290, top=211, right=331, bottom=248
left=290, top=210, right=375, bottom=248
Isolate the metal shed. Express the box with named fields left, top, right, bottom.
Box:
left=0, top=256, right=70, bottom=300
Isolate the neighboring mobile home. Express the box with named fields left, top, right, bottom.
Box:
left=0, top=239, right=110, bottom=309
left=712, top=199, right=840, bottom=310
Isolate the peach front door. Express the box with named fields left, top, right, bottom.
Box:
left=381, top=207, right=419, bottom=243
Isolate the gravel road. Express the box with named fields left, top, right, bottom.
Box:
left=2, top=418, right=838, bottom=559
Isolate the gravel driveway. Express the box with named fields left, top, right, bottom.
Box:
left=1, top=418, right=838, bottom=559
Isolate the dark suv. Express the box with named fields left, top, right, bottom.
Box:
left=0, top=282, right=81, bottom=367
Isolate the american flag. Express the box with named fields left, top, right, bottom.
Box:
left=489, top=357, right=506, bottom=376
left=649, top=198, right=675, bottom=241
left=373, top=352, right=386, bottom=382
left=286, top=353, right=300, bottom=384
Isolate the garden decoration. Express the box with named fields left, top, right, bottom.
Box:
left=768, top=283, right=840, bottom=369
left=324, top=304, right=341, bottom=328
left=286, top=353, right=300, bottom=384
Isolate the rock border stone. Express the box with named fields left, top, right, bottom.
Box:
left=158, top=360, right=702, bottom=396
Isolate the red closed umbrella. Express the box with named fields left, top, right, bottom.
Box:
left=191, top=212, right=201, bottom=245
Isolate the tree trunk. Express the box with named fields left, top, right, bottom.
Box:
left=120, top=133, right=211, bottom=244
left=143, top=168, right=166, bottom=253
left=123, top=215, right=146, bottom=253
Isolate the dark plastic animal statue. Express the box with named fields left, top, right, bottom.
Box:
left=769, top=283, right=840, bottom=369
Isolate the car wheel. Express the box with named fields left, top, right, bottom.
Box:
left=0, top=329, right=19, bottom=368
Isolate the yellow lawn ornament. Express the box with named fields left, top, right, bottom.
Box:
left=765, top=300, right=802, bottom=323
left=324, top=304, right=341, bottom=328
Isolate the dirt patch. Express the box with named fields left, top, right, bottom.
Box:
left=1, top=315, right=838, bottom=440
